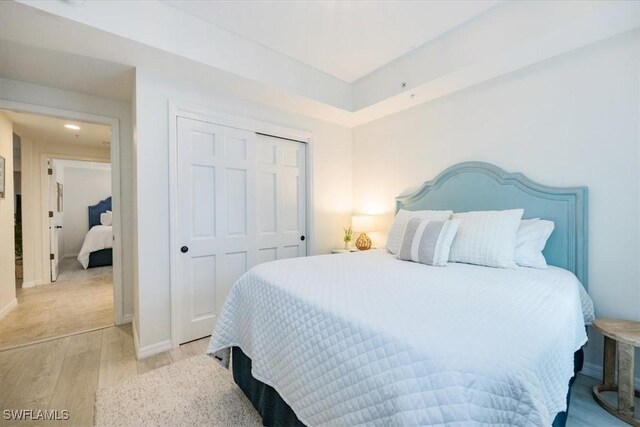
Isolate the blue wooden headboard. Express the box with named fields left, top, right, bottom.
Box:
left=88, top=197, right=112, bottom=229
left=396, top=162, right=588, bottom=287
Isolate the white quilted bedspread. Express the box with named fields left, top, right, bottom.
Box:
left=77, top=225, right=112, bottom=269
left=207, top=250, right=593, bottom=426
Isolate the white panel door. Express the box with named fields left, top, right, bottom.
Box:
left=176, top=119, right=307, bottom=344
left=48, top=162, right=59, bottom=282
left=176, top=117, right=256, bottom=343
left=256, top=134, right=306, bottom=263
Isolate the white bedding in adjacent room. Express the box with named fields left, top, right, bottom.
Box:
left=208, top=249, right=593, bottom=426
left=77, top=225, right=113, bottom=269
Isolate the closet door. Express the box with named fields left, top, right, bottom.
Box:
left=175, top=119, right=307, bottom=344
left=255, top=134, right=307, bottom=263
left=176, top=118, right=256, bottom=343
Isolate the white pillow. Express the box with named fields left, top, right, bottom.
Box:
left=100, top=210, right=113, bottom=226
left=386, top=209, right=453, bottom=254
left=514, top=219, right=554, bottom=269
left=449, top=209, right=524, bottom=268
left=397, top=218, right=460, bottom=267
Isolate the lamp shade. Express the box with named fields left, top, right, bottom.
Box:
left=351, top=215, right=374, bottom=232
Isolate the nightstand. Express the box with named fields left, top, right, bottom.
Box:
left=331, top=248, right=358, bottom=254
left=592, top=318, right=640, bottom=426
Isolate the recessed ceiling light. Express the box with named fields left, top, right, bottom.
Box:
left=64, top=124, right=80, bottom=130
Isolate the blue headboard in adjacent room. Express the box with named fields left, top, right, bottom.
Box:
left=88, top=197, right=112, bottom=229
left=396, top=162, right=588, bottom=287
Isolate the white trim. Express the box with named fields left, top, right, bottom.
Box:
left=168, top=100, right=312, bottom=142
left=136, top=339, right=173, bottom=359
left=305, top=134, right=315, bottom=255
left=167, top=100, right=314, bottom=347
left=168, top=101, right=179, bottom=349
left=121, top=313, right=133, bottom=324
left=0, top=98, right=125, bottom=326
left=21, top=279, right=50, bottom=288
left=134, top=317, right=172, bottom=360
left=40, top=153, right=110, bottom=287
left=20, top=280, right=38, bottom=288
left=0, top=299, right=17, bottom=320
left=62, top=253, right=79, bottom=259
left=582, top=361, right=640, bottom=389
left=581, top=361, right=600, bottom=381
left=137, top=340, right=173, bottom=359
left=132, top=319, right=139, bottom=358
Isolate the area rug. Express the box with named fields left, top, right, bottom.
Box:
left=94, top=355, right=261, bottom=426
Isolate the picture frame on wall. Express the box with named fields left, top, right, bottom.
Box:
left=57, top=182, right=63, bottom=212
left=0, top=156, right=5, bottom=199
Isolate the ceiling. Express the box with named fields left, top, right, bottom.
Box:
left=2, top=1, right=638, bottom=128
left=164, top=0, right=497, bottom=82
left=4, top=110, right=112, bottom=148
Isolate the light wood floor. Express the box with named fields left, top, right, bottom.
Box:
left=0, top=324, right=635, bottom=427
left=0, top=259, right=114, bottom=351
left=0, top=324, right=210, bottom=426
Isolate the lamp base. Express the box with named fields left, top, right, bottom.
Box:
left=355, top=232, right=372, bottom=250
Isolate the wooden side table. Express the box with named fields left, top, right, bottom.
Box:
left=592, top=318, right=640, bottom=426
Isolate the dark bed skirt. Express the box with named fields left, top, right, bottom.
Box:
left=88, top=248, right=113, bottom=268
left=232, top=347, right=304, bottom=426
left=231, top=346, right=584, bottom=427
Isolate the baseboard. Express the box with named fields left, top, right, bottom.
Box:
left=22, top=278, right=54, bottom=288
left=20, top=280, right=38, bottom=288
left=133, top=322, right=172, bottom=360
left=0, top=299, right=17, bottom=320
left=132, top=320, right=139, bottom=358
left=63, top=253, right=78, bottom=259
left=137, top=339, right=173, bottom=359
left=582, top=361, right=640, bottom=388
left=120, top=313, right=133, bottom=324
left=581, top=361, right=601, bottom=381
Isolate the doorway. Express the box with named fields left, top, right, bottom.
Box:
left=46, top=158, right=113, bottom=283
left=0, top=109, right=121, bottom=350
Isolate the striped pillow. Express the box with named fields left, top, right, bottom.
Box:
left=385, top=209, right=453, bottom=254
left=397, top=218, right=460, bottom=267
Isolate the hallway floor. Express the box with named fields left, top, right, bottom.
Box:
left=0, top=258, right=114, bottom=351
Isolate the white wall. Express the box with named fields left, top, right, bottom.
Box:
left=0, top=78, right=134, bottom=321
left=134, top=68, right=353, bottom=349
left=353, top=31, right=640, bottom=377
left=19, top=138, right=109, bottom=286
left=58, top=164, right=111, bottom=257
left=0, top=112, right=16, bottom=319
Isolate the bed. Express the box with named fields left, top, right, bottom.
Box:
left=207, top=162, right=593, bottom=426
left=77, top=197, right=113, bottom=269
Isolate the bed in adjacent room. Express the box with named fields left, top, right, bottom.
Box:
left=207, top=162, right=593, bottom=426
left=77, top=196, right=113, bottom=269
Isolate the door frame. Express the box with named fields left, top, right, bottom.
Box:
left=40, top=154, right=111, bottom=282
left=0, top=98, right=125, bottom=325
left=168, top=100, right=314, bottom=347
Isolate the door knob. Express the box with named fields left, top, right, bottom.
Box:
left=180, top=246, right=189, bottom=253
left=300, top=235, right=305, bottom=241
